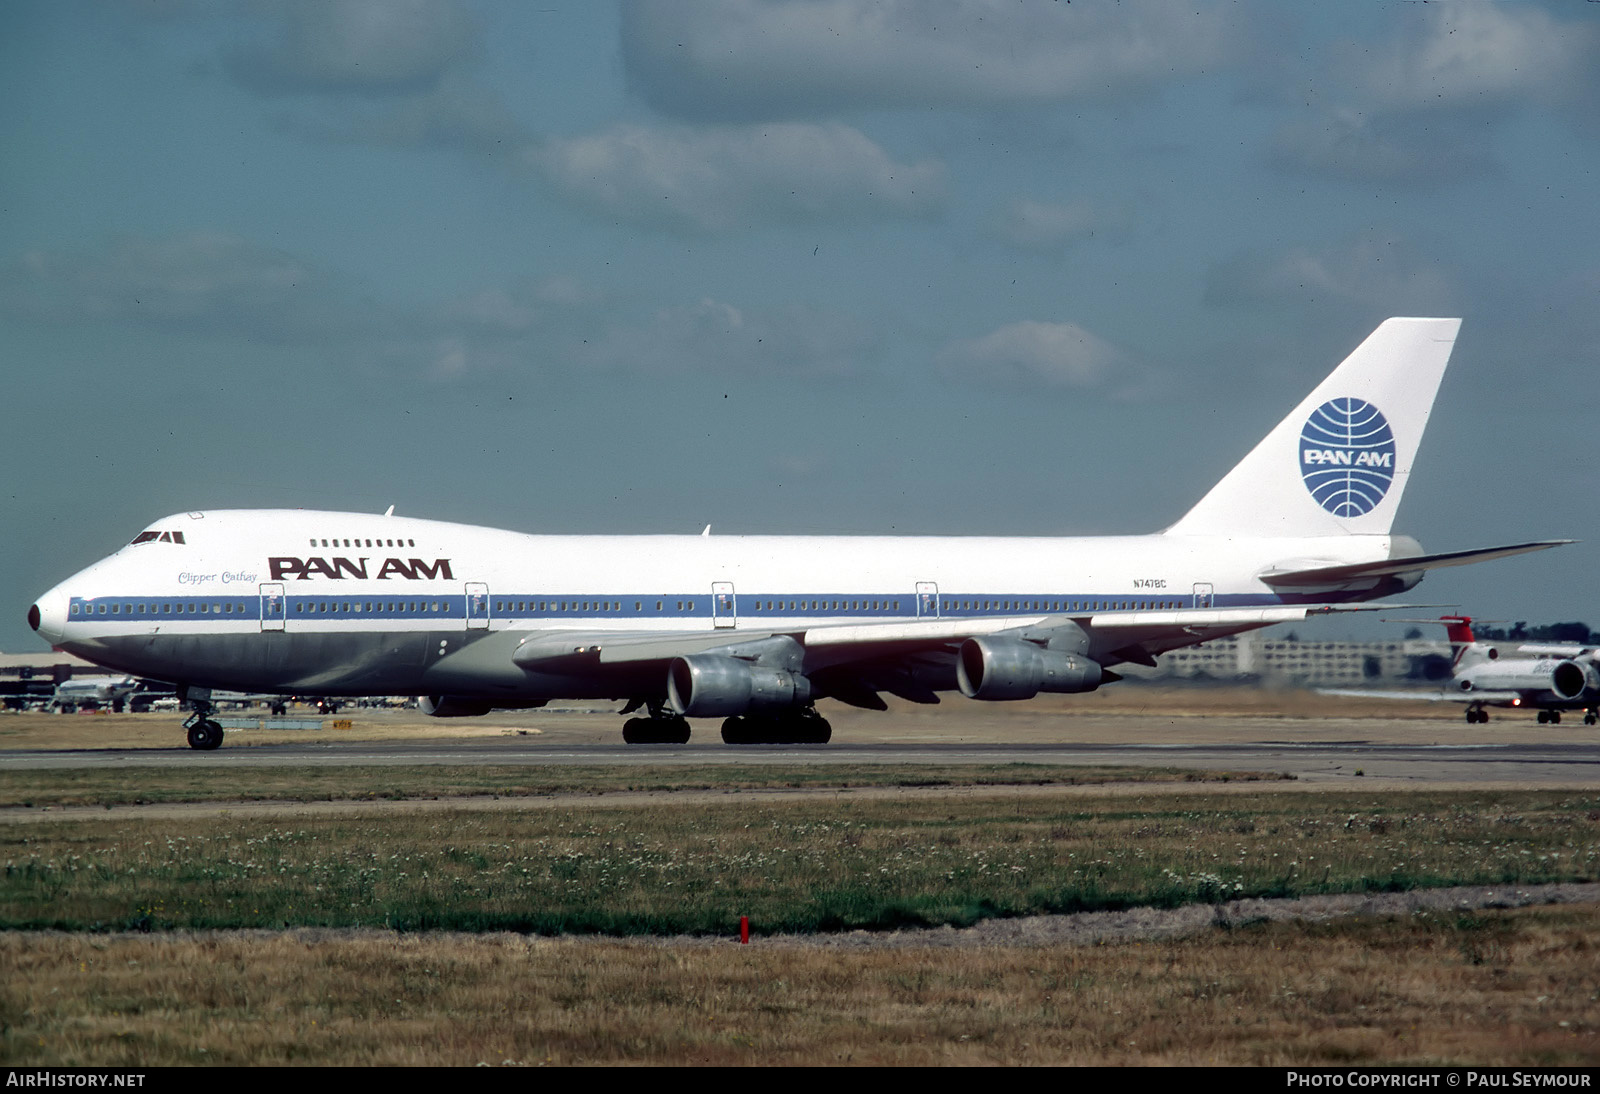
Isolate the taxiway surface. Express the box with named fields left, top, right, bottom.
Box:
left=3, top=698, right=1597, bottom=787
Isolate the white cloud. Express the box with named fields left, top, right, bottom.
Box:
left=0, top=232, right=379, bottom=342
left=1268, top=4, right=1598, bottom=186
left=1205, top=232, right=1456, bottom=314
left=1269, top=110, right=1494, bottom=185
left=938, top=321, right=1126, bottom=389
left=228, top=0, right=476, bottom=96
left=279, top=82, right=529, bottom=156
left=622, top=0, right=1239, bottom=120
left=1341, top=4, right=1594, bottom=113
left=527, top=122, right=945, bottom=233
left=990, top=198, right=1131, bottom=253
left=0, top=235, right=877, bottom=381
left=571, top=297, right=879, bottom=377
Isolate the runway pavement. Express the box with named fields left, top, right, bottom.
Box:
left=3, top=705, right=1597, bottom=786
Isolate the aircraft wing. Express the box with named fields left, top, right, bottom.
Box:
left=509, top=602, right=1394, bottom=706
left=1259, top=540, right=1572, bottom=590
left=513, top=603, right=1377, bottom=669
left=1317, top=687, right=1511, bottom=703
left=1320, top=687, right=1546, bottom=708
left=1516, top=644, right=1597, bottom=658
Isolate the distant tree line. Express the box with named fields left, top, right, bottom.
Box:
left=1472, top=622, right=1598, bottom=644
left=1405, top=621, right=1597, bottom=681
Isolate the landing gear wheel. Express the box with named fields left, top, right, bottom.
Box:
left=721, top=711, right=832, bottom=744
left=186, top=719, right=223, bottom=751
left=789, top=711, right=831, bottom=744
left=1586, top=712, right=1598, bottom=726
left=622, top=716, right=691, bottom=744
left=1550, top=711, right=1562, bottom=725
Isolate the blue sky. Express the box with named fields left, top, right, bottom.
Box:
left=3, top=0, right=1596, bottom=652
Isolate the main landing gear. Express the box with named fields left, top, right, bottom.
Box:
left=1587, top=709, right=1599, bottom=726
left=616, top=702, right=835, bottom=744
left=620, top=701, right=691, bottom=744
left=1465, top=705, right=1489, bottom=724
left=721, top=708, right=832, bottom=745
left=182, top=694, right=224, bottom=751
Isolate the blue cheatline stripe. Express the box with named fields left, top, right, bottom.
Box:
left=67, top=588, right=1324, bottom=626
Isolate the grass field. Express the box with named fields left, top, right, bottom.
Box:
left=2, top=697, right=1597, bottom=1065
left=2, top=785, right=1595, bottom=934
left=0, top=761, right=1286, bottom=810
left=4, top=903, right=1598, bottom=1066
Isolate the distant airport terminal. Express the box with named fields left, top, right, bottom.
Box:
left=0, top=631, right=1468, bottom=702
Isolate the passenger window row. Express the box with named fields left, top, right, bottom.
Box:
left=309, top=537, right=417, bottom=548
left=71, top=595, right=1195, bottom=619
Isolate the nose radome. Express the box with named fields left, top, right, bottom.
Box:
left=28, top=588, right=68, bottom=645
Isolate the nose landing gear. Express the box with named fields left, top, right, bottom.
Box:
left=180, top=687, right=223, bottom=751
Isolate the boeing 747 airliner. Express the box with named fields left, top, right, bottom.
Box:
left=28, top=318, right=1565, bottom=748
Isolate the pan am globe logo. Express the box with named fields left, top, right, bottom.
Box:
left=1299, top=398, right=1396, bottom=517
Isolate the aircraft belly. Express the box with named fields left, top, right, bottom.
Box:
left=418, top=630, right=642, bottom=700
left=74, top=631, right=446, bottom=697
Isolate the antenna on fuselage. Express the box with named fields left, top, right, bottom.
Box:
left=384, top=505, right=395, bottom=517
left=701, top=524, right=711, bottom=537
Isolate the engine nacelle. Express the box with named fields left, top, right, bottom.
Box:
left=1552, top=660, right=1597, bottom=701
left=1459, top=659, right=1598, bottom=701
left=956, top=636, right=1103, bottom=701
left=420, top=694, right=493, bottom=718
left=666, top=654, right=812, bottom=718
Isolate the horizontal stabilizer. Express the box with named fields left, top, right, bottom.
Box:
left=1260, top=541, right=1571, bottom=589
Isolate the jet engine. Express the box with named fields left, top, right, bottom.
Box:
left=666, top=654, right=813, bottom=718
left=956, top=636, right=1104, bottom=701
left=1552, top=660, right=1597, bottom=701
left=1459, top=659, right=1598, bottom=702
left=420, top=694, right=493, bottom=718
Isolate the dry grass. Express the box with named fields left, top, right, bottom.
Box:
left=2, top=789, right=1596, bottom=934
left=0, top=762, right=1278, bottom=811
left=3, top=904, right=1596, bottom=1065
left=4, top=695, right=1596, bottom=1065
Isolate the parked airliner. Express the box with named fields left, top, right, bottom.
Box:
left=28, top=318, right=1566, bottom=749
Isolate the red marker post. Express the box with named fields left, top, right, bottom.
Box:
left=740, top=916, right=749, bottom=944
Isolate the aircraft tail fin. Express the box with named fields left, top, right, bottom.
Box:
left=1165, top=318, right=1462, bottom=538
left=1389, top=613, right=1482, bottom=666
left=1440, top=614, right=1479, bottom=666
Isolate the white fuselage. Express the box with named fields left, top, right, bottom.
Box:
left=30, top=508, right=1405, bottom=700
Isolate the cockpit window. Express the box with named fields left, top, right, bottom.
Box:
left=129, top=530, right=186, bottom=546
